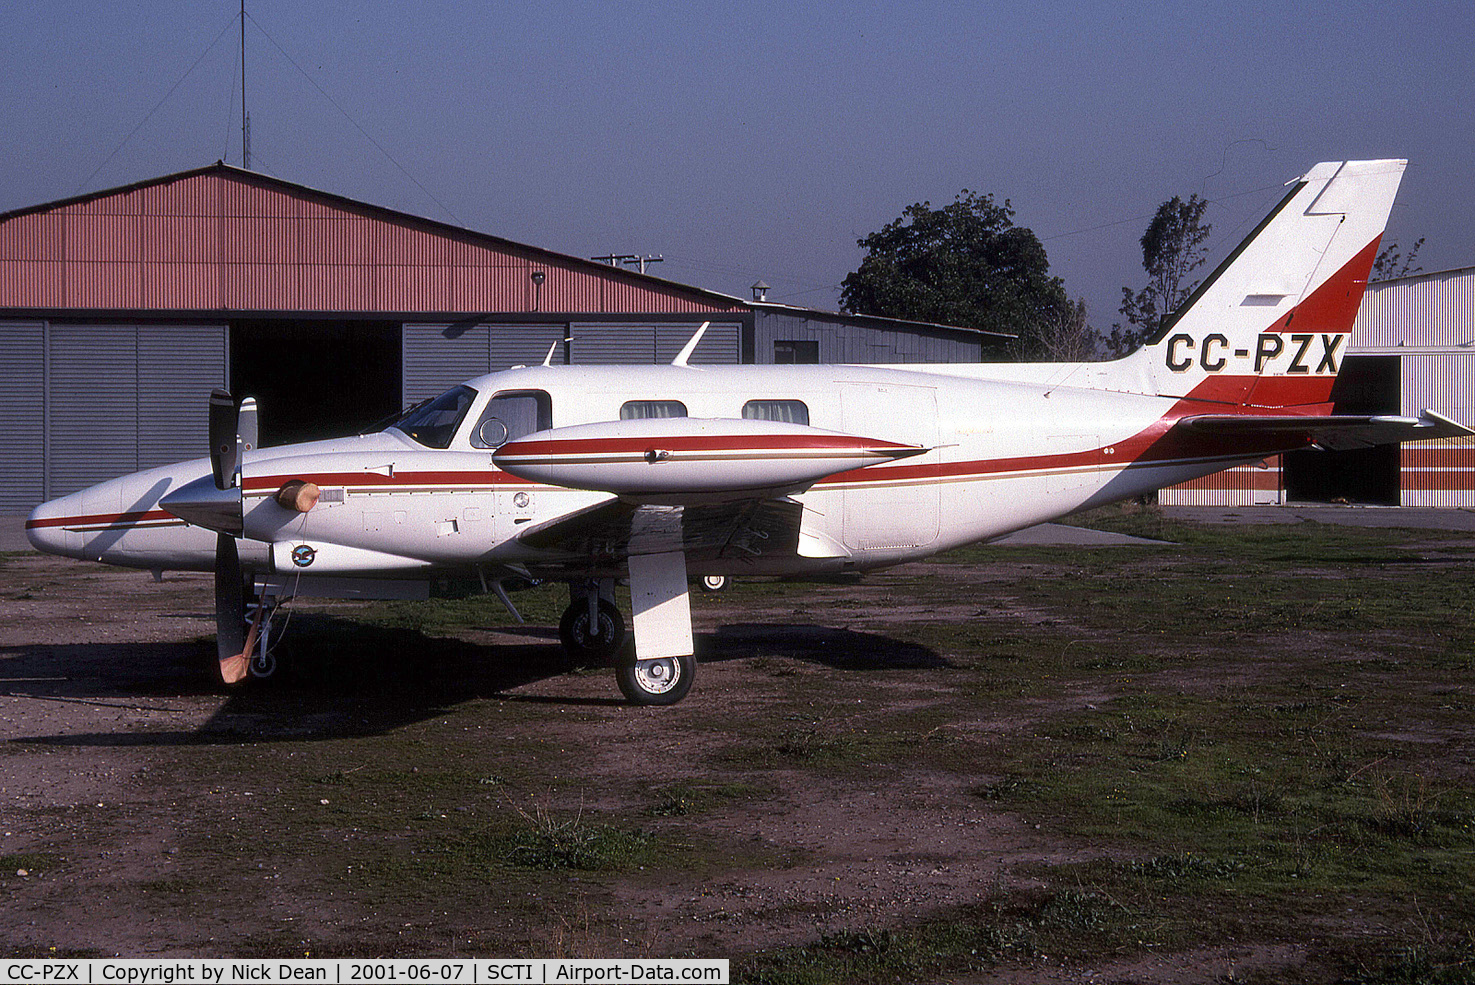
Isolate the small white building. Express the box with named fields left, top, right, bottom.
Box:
left=1160, top=265, right=1475, bottom=508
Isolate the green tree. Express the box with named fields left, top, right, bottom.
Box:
left=840, top=190, right=1071, bottom=358
left=1034, top=296, right=1100, bottom=361
left=1108, top=193, right=1211, bottom=357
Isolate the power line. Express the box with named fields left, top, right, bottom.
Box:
left=244, top=10, right=462, bottom=226
left=1039, top=181, right=1284, bottom=243
left=73, top=14, right=239, bottom=196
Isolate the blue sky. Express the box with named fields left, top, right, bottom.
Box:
left=3, top=1, right=1471, bottom=327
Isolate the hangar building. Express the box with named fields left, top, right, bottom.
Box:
left=0, top=164, right=1006, bottom=512
left=1160, top=265, right=1475, bottom=508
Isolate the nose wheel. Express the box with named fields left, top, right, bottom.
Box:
left=558, top=597, right=626, bottom=665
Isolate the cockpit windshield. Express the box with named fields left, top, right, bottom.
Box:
left=388, top=385, right=477, bottom=448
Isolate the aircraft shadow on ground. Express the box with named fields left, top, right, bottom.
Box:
left=5, top=615, right=946, bottom=747
left=698, top=622, right=949, bottom=671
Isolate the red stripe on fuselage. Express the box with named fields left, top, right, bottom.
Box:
left=26, top=509, right=182, bottom=530
left=499, top=433, right=913, bottom=458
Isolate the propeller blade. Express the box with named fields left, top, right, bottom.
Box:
left=214, top=532, right=249, bottom=684
left=209, top=389, right=240, bottom=491
left=238, top=397, right=259, bottom=454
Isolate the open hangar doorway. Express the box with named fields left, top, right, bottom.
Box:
left=231, top=320, right=402, bottom=447
left=1283, top=355, right=1401, bottom=506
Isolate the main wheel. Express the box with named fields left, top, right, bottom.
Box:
left=616, top=651, right=695, bottom=706
left=559, top=597, right=626, bottom=665
left=698, top=574, right=728, bottom=593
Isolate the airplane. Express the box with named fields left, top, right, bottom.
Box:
left=24, top=159, right=1471, bottom=705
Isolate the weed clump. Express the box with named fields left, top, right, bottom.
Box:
left=499, top=802, right=655, bottom=872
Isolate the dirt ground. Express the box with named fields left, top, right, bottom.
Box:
left=2, top=522, right=1471, bottom=982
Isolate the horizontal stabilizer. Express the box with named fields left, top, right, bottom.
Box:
left=1178, top=410, right=1472, bottom=451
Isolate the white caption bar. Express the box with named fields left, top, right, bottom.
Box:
left=0, top=959, right=728, bottom=985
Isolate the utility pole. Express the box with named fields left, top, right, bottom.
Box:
left=591, top=254, right=663, bottom=275
left=241, top=0, right=251, bottom=170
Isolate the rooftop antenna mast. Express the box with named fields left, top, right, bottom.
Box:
left=240, top=0, right=251, bottom=169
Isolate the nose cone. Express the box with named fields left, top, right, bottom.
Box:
left=26, top=492, right=86, bottom=558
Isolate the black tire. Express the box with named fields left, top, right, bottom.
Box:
left=616, top=651, right=695, bottom=706
left=249, top=649, right=277, bottom=679
left=698, top=574, right=728, bottom=593
left=558, top=597, right=626, bottom=665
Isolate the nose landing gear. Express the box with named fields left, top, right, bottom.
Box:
left=558, top=595, right=626, bottom=665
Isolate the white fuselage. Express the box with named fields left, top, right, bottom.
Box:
left=24, top=361, right=1253, bottom=580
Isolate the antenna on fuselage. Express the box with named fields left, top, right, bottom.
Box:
left=671, top=321, right=711, bottom=367
left=543, top=338, right=575, bottom=367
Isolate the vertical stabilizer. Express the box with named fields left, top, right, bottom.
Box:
left=1118, top=159, right=1406, bottom=409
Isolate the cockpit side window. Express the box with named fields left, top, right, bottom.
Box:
left=391, top=386, right=477, bottom=449
left=472, top=390, right=552, bottom=449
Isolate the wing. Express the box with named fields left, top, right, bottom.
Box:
left=1176, top=410, right=1472, bottom=452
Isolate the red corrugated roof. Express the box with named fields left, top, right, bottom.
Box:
left=0, top=163, right=745, bottom=316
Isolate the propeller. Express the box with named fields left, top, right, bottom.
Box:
left=157, top=390, right=267, bottom=683
left=161, top=390, right=299, bottom=683
left=214, top=530, right=250, bottom=684
left=203, top=390, right=253, bottom=683
left=209, top=388, right=240, bottom=491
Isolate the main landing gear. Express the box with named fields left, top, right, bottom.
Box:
left=560, top=567, right=696, bottom=706
left=615, top=650, right=694, bottom=706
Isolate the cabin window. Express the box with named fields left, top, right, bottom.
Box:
left=774, top=340, right=819, bottom=364
left=742, top=399, right=809, bottom=426
left=620, top=400, right=688, bottom=420
left=393, top=385, right=477, bottom=449
left=472, top=390, right=552, bottom=448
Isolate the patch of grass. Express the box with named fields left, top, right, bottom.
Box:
left=494, top=802, right=659, bottom=872
left=649, top=781, right=761, bottom=817
left=1343, top=934, right=1475, bottom=985
left=738, top=886, right=1138, bottom=984
left=1, top=852, right=57, bottom=876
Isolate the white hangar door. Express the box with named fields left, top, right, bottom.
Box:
left=839, top=383, right=940, bottom=551
left=44, top=323, right=227, bottom=500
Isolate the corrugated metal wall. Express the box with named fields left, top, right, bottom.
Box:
left=0, top=166, right=745, bottom=317
left=1402, top=439, right=1475, bottom=508
left=752, top=310, right=982, bottom=364
left=571, top=322, right=740, bottom=366
left=138, top=325, right=227, bottom=470
left=403, top=323, right=492, bottom=405
left=1375, top=275, right=1474, bottom=508
left=0, top=322, right=46, bottom=511
left=47, top=323, right=140, bottom=496
left=0, top=321, right=227, bottom=505
left=1157, top=461, right=1284, bottom=507
left=490, top=324, right=568, bottom=373
left=401, top=321, right=740, bottom=406
left=1355, top=268, right=1475, bottom=349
